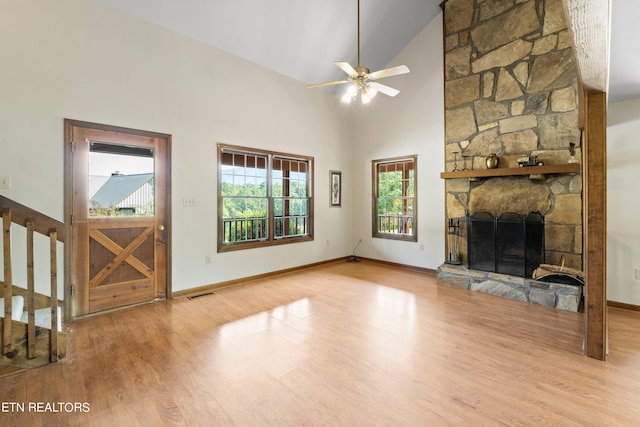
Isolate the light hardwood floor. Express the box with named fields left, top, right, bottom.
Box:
left=1, top=260, right=639, bottom=426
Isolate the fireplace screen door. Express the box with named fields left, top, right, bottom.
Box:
left=467, top=212, right=544, bottom=278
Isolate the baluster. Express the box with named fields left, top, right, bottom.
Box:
left=2, top=209, right=12, bottom=355
left=26, top=219, right=36, bottom=359
left=50, top=230, right=58, bottom=362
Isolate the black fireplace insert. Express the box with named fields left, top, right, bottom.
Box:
left=467, top=212, right=544, bottom=278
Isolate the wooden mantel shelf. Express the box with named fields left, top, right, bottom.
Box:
left=440, top=163, right=580, bottom=179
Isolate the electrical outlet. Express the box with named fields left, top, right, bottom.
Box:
left=183, top=197, right=196, bottom=207
left=635, top=268, right=640, bottom=281
left=0, top=176, right=11, bottom=189
left=419, top=244, right=425, bottom=251
left=205, top=256, right=212, bottom=264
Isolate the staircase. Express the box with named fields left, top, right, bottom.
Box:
left=0, top=294, right=62, bottom=330
left=1, top=195, right=66, bottom=375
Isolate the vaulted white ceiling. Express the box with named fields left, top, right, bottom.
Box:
left=97, top=0, right=639, bottom=104
left=609, top=0, right=640, bottom=103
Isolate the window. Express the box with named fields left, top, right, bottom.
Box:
left=218, top=144, right=313, bottom=251
left=372, top=155, right=417, bottom=241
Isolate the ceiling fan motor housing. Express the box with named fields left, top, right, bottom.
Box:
left=355, top=66, right=370, bottom=76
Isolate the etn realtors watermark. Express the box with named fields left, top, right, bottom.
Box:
left=2, top=401, right=90, bottom=413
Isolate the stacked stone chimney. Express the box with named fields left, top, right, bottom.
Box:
left=443, top=0, right=583, bottom=270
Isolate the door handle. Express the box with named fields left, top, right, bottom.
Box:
left=157, top=224, right=165, bottom=231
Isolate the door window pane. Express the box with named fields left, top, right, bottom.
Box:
left=89, top=142, right=155, bottom=217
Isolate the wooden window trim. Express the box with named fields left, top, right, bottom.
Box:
left=217, top=143, right=314, bottom=252
left=371, top=155, right=418, bottom=242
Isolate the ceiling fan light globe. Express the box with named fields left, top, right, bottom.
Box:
left=341, top=92, right=353, bottom=104
left=347, top=84, right=358, bottom=96
left=366, top=85, right=378, bottom=99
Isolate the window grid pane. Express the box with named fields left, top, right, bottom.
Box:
left=274, top=198, right=309, bottom=238
left=273, top=157, right=310, bottom=239
left=221, top=151, right=269, bottom=243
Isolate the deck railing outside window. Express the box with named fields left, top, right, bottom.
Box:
left=222, top=216, right=268, bottom=243
left=376, top=214, right=414, bottom=235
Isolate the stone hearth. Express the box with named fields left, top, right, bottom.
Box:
left=437, top=264, right=581, bottom=312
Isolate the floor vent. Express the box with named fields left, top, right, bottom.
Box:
left=187, top=292, right=215, bottom=300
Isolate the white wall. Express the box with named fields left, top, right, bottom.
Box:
left=351, top=17, right=446, bottom=269
left=4, top=1, right=629, bottom=309
left=607, top=98, right=640, bottom=305
left=0, top=0, right=353, bottom=296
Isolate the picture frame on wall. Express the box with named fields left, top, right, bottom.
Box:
left=330, top=170, right=341, bottom=207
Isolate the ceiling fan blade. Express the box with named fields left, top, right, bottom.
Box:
left=335, top=61, right=357, bottom=76
left=368, top=81, right=400, bottom=97
left=307, top=80, right=351, bottom=89
left=368, top=65, right=410, bottom=80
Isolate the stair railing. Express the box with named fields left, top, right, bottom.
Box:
left=1, top=195, right=65, bottom=362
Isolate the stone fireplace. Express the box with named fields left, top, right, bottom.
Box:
left=437, top=0, right=583, bottom=311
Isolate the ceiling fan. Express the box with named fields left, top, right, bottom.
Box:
left=307, top=0, right=410, bottom=104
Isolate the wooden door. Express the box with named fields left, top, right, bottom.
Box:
left=65, top=120, right=170, bottom=317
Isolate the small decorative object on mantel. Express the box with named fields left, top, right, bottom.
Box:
left=460, top=141, right=470, bottom=171
left=568, top=142, right=579, bottom=164
left=452, top=151, right=460, bottom=172
left=485, top=153, right=499, bottom=169
left=517, top=156, right=544, bottom=167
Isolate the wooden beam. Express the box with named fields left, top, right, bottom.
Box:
left=563, top=0, right=610, bottom=361
left=583, top=91, right=607, bottom=360
left=440, top=163, right=580, bottom=179
left=563, top=0, right=610, bottom=94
